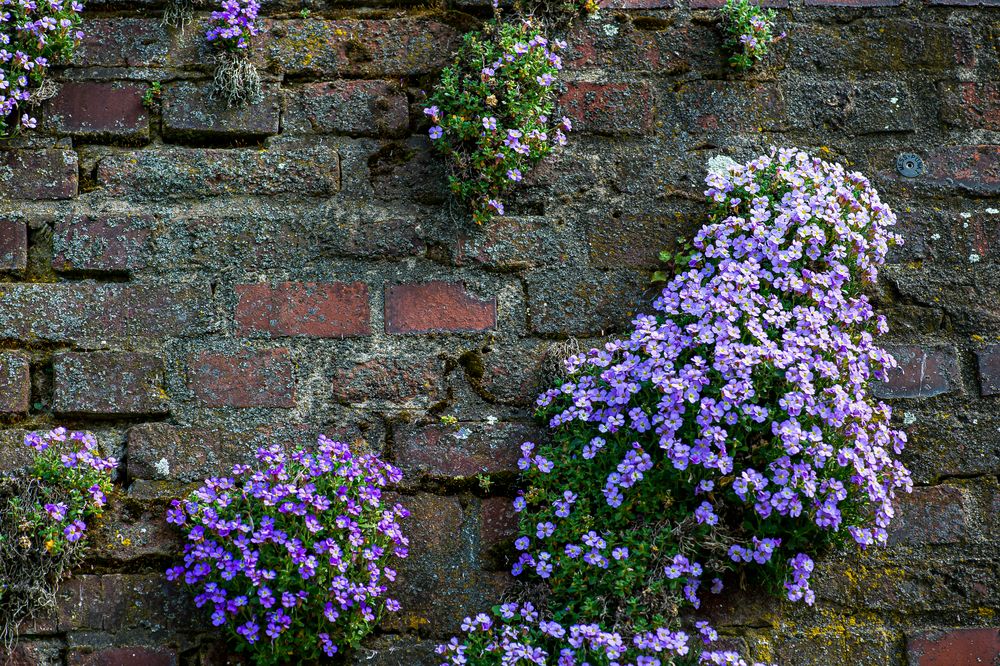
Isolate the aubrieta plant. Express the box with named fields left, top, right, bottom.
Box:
left=166, top=436, right=410, bottom=665
left=424, top=16, right=571, bottom=224
left=205, top=0, right=263, bottom=106
left=439, top=148, right=911, bottom=666
left=0, top=428, right=116, bottom=649
left=0, top=0, right=85, bottom=138
left=719, top=0, right=784, bottom=71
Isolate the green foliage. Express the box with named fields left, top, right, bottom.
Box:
left=424, top=17, right=569, bottom=224
left=719, top=0, right=783, bottom=71
left=142, top=81, right=162, bottom=109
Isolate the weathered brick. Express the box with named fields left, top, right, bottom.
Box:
left=43, top=82, right=149, bottom=141
left=977, top=346, right=1000, bottom=396
left=267, top=18, right=460, bottom=78
left=786, top=81, right=914, bottom=134
left=479, top=497, right=518, bottom=550
left=385, top=282, right=496, bottom=335
left=127, top=423, right=253, bottom=483
left=874, top=346, right=960, bottom=399
left=395, top=421, right=540, bottom=478
left=53, top=215, right=154, bottom=273
left=0, top=352, right=30, bottom=414
left=285, top=80, right=409, bottom=137
left=189, top=349, right=295, bottom=408
left=67, top=647, right=178, bottom=666
left=162, top=81, right=281, bottom=140
left=559, top=81, right=655, bottom=135
left=332, top=356, right=447, bottom=407
left=95, top=146, right=339, bottom=198
left=0, top=219, right=27, bottom=271
left=671, top=81, right=785, bottom=134
left=90, top=501, right=181, bottom=562
left=929, top=0, right=1000, bottom=5
left=605, top=0, right=674, bottom=8
left=0, top=283, right=211, bottom=343
left=72, top=18, right=169, bottom=67
left=0, top=150, right=77, bottom=200
left=456, top=217, right=578, bottom=270
left=805, top=0, right=901, bottom=5
left=566, top=20, right=721, bottom=76
left=235, top=281, right=370, bottom=338
left=906, top=628, right=1000, bottom=665
left=53, top=352, right=169, bottom=416
left=922, top=145, right=1000, bottom=195
left=690, top=0, right=785, bottom=6
left=889, top=484, right=970, bottom=546
left=941, top=82, right=1000, bottom=132
left=4, top=641, right=62, bottom=666
left=526, top=268, right=646, bottom=336
left=58, top=574, right=190, bottom=633
left=587, top=213, right=679, bottom=269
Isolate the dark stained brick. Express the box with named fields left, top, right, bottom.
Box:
left=978, top=346, right=1000, bottom=396
left=53, top=352, right=169, bottom=416
left=0, top=219, right=27, bottom=271
left=922, top=145, right=1000, bottom=195
left=162, top=81, right=281, bottom=140
left=875, top=346, right=960, bottom=399
left=0, top=150, right=77, bottom=200
left=888, top=484, right=970, bottom=546
left=285, top=80, right=409, bottom=137
left=67, top=646, right=177, bottom=666
left=189, top=349, right=295, bottom=408
left=559, top=81, right=655, bottom=135
left=44, top=82, right=149, bottom=141
left=0, top=352, right=30, bottom=414
left=53, top=215, right=155, bottom=273
left=395, top=421, right=541, bottom=478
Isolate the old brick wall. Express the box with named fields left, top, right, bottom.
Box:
left=0, top=0, right=998, bottom=663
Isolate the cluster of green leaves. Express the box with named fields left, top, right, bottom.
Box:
left=424, top=17, right=568, bottom=224
left=719, top=0, right=783, bottom=71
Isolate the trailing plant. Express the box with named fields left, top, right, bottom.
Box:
left=0, top=428, right=116, bottom=650
left=424, top=16, right=570, bottom=224
left=162, top=0, right=194, bottom=31
left=166, top=436, right=410, bottom=665
left=719, top=0, right=783, bottom=71
left=439, top=148, right=911, bottom=665
left=0, top=0, right=85, bottom=138
left=206, top=0, right=263, bottom=106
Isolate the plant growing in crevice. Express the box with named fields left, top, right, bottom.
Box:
left=142, top=81, right=163, bottom=109
left=166, top=436, right=410, bottom=665
left=206, top=0, right=263, bottom=107
left=0, top=0, right=85, bottom=138
left=0, top=429, right=116, bottom=651
left=439, top=148, right=910, bottom=665
left=424, top=15, right=570, bottom=224
left=719, top=0, right=784, bottom=71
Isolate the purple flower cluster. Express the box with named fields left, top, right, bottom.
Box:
left=206, top=0, right=260, bottom=50
left=442, top=148, right=909, bottom=666
left=166, top=436, right=409, bottom=665
left=0, top=0, right=84, bottom=136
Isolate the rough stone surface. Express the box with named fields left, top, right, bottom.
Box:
left=0, top=2, right=997, bottom=664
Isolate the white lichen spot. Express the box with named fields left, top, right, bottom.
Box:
left=602, top=22, right=619, bottom=37
left=889, top=97, right=899, bottom=105
left=987, top=208, right=1000, bottom=215
left=969, top=253, right=981, bottom=263
left=155, top=457, right=170, bottom=477
left=930, top=233, right=941, bottom=241
left=486, top=415, right=498, bottom=426
left=707, top=155, right=739, bottom=176
left=960, top=212, right=972, bottom=219
left=903, top=412, right=916, bottom=426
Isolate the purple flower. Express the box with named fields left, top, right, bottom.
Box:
left=64, top=520, right=86, bottom=542
left=429, top=125, right=443, bottom=140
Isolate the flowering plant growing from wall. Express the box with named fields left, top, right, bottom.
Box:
left=166, top=436, right=410, bottom=665
left=0, top=0, right=84, bottom=138
left=439, top=148, right=911, bottom=665
left=0, top=428, right=116, bottom=649
left=424, top=16, right=570, bottom=224
left=205, top=0, right=263, bottom=106
left=719, top=0, right=783, bottom=71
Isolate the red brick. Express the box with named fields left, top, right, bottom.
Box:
left=0, top=352, right=30, bottom=414
left=0, top=219, right=27, bottom=271
left=53, top=352, right=169, bottom=416
left=805, top=0, right=900, bottom=5
left=43, top=82, right=149, bottom=141
left=930, top=0, right=999, bottom=4
left=941, top=82, right=1000, bottom=132
left=603, top=0, right=674, bottom=8
left=977, top=346, right=1000, bottom=397
left=923, top=145, right=1000, bottom=195
left=5, top=641, right=61, bottom=665
left=888, top=485, right=970, bottom=546
left=162, top=81, right=281, bottom=140
left=0, top=150, right=77, bottom=200
left=385, top=282, right=496, bottom=335
left=906, top=628, right=1000, bottom=665
left=267, top=18, right=460, bottom=78
left=874, top=346, right=960, bottom=399
left=332, top=356, right=447, bottom=407
left=53, top=215, right=154, bottom=273
left=67, top=646, right=177, bottom=666
left=395, top=421, right=541, bottom=478
left=559, top=81, right=655, bottom=135
left=235, top=281, right=370, bottom=338
left=285, top=80, right=409, bottom=137
left=95, top=146, right=339, bottom=198
left=189, top=349, right=295, bottom=408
